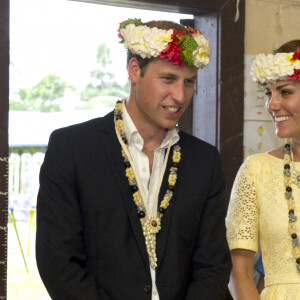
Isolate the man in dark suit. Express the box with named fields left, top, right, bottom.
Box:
left=36, top=18, right=231, bottom=300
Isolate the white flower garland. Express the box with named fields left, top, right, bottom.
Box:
left=250, top=52, right=300, bottom=84
left=192, top=31, right=211, bottom=68
left=114, top=99, right=181, bottom=269
left=120, top=22, right=211, bottom=69
left=120, top=24, right=173, bottom=59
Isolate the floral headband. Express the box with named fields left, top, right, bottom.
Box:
left=118, top=18, right=211, bottom=69
left=250, top=48, right=300, bottom=85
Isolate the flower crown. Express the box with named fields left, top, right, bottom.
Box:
left=118, top=18, right=211, bottom=69
left=250, top=48, right=300, bottom=85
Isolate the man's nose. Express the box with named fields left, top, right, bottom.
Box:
left=172, top=82, right=185, bottom=103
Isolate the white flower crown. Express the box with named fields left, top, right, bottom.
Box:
left=250, top=49, right=300, bottom=84
left=118, top=18, right=211, bottom=69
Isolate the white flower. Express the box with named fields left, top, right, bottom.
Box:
left=192, top=32, right=211, bottom=68
left=145, top=214, right=161, bottom=234
left=120, top=24, right=172, bottom=58
left=120, top=22, right=211, bottom=69
left=250, top=52, right=299, bottom=84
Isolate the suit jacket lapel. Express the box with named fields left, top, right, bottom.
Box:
left=99, top=112, right=150, bottom=272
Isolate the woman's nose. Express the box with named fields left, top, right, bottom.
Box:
left=266, top=93, right=280, bottom=112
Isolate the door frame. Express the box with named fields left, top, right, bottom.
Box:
left=0, top=1, right=244, bottom=298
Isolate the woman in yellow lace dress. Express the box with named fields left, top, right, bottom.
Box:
left=226, top=40, right=300, bottom=300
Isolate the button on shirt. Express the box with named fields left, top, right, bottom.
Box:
left=122, top=103, right=179, bottom=300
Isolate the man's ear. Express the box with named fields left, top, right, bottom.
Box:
left=128, top=57, right=141, bottom=83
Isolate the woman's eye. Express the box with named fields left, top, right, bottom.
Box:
left=265, top=91, right=272, bottom=97
left=281, top=90, right=292, bottom=96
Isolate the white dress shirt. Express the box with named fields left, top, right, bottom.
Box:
left=122, top=103, right=179, bottom=299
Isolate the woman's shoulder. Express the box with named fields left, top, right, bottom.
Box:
left=238, top=148, right=284, bottom=180
left=245, top=146, right=284, bottom=165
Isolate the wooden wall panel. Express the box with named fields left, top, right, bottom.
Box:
left=0, top=0, right=9, bottom=298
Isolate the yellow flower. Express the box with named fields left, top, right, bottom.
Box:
left=115, top=103, right=122, bottom=110
left=284, top=153, right=291, bottom=164
left=292, top=246, right=300, bottom=258
left=160, top=199, right=170, bottom=209
left=192, top=32, right=211, bottom=68
left=284, top=177, right=291, bottom=186
left=125, top=167, right=135, bottom=180
left=288, top=223, right=297, bottom=234
left=133, top=191, right=141, bottom=206
left=146, top=215, right=161, bottom=233
left=163, top=195, right=170, bottom=202
left=116, top=119, right=125, bottom=132
left=168, top=173, right=177, bottom=186
left=173, top=152, right=181, bottom=163
left=288, top=199, right=296, bottom=210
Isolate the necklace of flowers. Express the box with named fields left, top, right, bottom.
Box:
left=283, top=138, right=300, bottom=272
left=118, top=18, right=211, bottom=69
left=114, top=99, right=181, bottom=269
left=291, top=148, right=300, bottom=188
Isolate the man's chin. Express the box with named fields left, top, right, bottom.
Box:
left=164, top=125, right=177, bottom=131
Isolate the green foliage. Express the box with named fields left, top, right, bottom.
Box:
left=96, top=43, right=112, bottom=67
left=10, top=73, right=75, bottom=112
left=120, top=18, right=142, bottom=30
left=81, top=81, right=129, bottom=103
left=118, top=18, right=142, bottom=44
left=9, top=209, right=29, bottom=275
left=181, top=35, right=198, bottom=68
left=10, top=43, right=128, bottom=112
left=9, top=146, right=46, bottom=155
left=80, top=42, right=129, bottom=104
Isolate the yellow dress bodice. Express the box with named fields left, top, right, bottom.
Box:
left=226, top=153, right=300, bottom=299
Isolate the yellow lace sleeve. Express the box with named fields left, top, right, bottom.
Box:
left=226, top=156, right=259, bottom=252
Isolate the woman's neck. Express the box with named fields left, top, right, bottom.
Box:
left=291, top=139, right=300, bottom=162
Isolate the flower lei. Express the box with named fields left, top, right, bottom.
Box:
left=114, top=99, right=181, bottom=268
left=283, top=138, right=300, bottom=273
left=250, top=48, right=300, bottom=85
left=118, top=18, right=211, bottom=69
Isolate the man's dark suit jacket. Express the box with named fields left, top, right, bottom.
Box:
left=36, top=111, right=231, bottom=300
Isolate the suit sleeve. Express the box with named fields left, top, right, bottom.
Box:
left=186, top=148, right=232, bottom=300
left=36, top=129, right=110, bottom=300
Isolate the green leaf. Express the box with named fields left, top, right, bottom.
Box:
left=9, top=209, right=29, bottom=275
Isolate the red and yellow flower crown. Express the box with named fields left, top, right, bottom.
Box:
left=118, top=18, right=211, bottom=69
left=250, top=48, right=300, bottom=84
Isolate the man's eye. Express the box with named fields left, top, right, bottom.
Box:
left=186, top=79, right=195, bottom=85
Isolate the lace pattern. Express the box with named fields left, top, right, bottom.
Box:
left=226, top=153, right=300, bottom=295
left=226, top=156, right=259, bottom=251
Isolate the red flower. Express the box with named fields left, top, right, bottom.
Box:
left=292, top=47, right=300, bottom=61
left=287, top=69, right=300, bottom=81
left=159, top=29, right=186, bottom=66
left=188, top=28, right=202, bottom=35
left=118, top=21, right=126, bottom=40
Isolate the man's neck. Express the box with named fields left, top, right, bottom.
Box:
left=124, top=98, right=167, bottom=148
left=141, top=129, right=167, bottom=173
